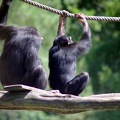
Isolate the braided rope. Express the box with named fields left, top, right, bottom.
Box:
left=20, top=0, right=120, bottom=22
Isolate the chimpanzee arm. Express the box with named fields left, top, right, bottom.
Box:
left=57, top=15, right=66, bottom=36
left=66, top=13, right=91, bottom=55
left=57, top=10, right=69, bottom=37
left=0, top=0, right=12, bottom=25
left=75, top=18, right=91, bottom=55
left=0, top=0, right=13, bottom=40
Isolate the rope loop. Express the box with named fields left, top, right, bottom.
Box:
left=20, top=0, right=120, bottom=22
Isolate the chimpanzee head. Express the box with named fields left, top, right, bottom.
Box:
left=54, top=35, right=73, bottom=47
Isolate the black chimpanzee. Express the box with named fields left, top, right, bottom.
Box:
left=49, top=11, right=91, bottom=96
left=0, top=0, right=47, bottom=89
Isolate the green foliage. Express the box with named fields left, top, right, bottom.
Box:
left=0, top=0, right=120, bottom=120
left=0, top=110, right=64, bottom=120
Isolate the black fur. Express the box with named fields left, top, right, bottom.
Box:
left=49, top=12, right=91, bottom=95
left=0, top=0, right=47, bottom=89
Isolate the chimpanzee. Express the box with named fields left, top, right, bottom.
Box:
left=0, top=0, right=47, bottom=89
left=49, top=11, right=91, bottom=95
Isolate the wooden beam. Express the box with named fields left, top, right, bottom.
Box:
left=0, top=85, right=120, bottom=114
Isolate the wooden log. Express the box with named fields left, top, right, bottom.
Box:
left=0, top=84, right=120, bottom=114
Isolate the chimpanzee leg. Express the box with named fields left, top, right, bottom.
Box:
left=33, top=65, right=47, bottom=89
left=65, top=72, right=89, bottom=96
left=22, top=65, right=47, bottom=90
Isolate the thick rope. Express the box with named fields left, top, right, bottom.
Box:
left=20, top=0, right=120, bottom=22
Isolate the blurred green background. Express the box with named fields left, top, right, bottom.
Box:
left=0, top=0, right=120, bottom=120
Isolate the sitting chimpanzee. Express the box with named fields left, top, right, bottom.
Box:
left=0, top=0, right=47, bottom=89
left=49, top=11, right=91, bottom=95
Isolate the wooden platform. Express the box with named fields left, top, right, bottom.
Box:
left=4, top=84, right=38, bottom=92
left=1, top=84, right=120, bottom=114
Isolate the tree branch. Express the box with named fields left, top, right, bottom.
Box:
left=0, top=85, right=120, bottom=114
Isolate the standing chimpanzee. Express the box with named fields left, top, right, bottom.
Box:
left=0, top=0, right=47, bottom=89
left=49, top=11, right=91, bottom=96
